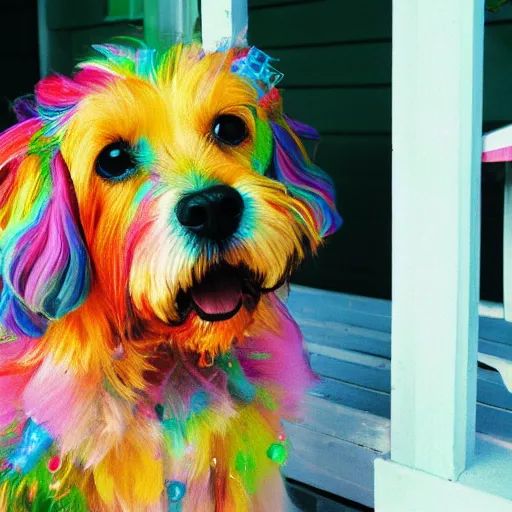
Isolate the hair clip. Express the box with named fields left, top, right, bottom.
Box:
left=232, top=47, right=284, bottom=97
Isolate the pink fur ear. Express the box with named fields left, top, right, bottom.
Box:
left=0, top=149, right=91, bottom=337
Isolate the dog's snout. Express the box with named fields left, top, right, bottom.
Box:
left=176, top=185, right=244, bottom=241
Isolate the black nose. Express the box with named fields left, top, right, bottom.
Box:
left=176, top=185, right=244, bottom=241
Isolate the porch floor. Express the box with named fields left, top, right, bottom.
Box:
left=284, top=285, right=512, bottom=509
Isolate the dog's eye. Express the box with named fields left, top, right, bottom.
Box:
left=96, top=141, right=137, bottom=180
left=213, top=115, right=248, bottom=146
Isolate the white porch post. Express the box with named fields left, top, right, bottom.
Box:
left=375, top=0, right=484, bottom=507
left=201, top=0, right=248, bottom=52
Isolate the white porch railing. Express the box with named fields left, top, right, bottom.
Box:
left=376, top=0, right=512, bottom=510
left=476, top=128, right=512, bottom=397
left=386, top=0, right=483, bottom=482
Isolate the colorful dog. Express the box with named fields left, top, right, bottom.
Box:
left=0, top=42, right=341, bottom=511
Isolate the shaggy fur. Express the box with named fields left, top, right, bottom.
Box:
left=0, top=42, right=340, bottom=511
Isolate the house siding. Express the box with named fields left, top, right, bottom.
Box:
left=249, top=0, right=392, bottom=299
left=0, top=0, right=40, bottom=131
left=250, top=0, right=512, bottom=303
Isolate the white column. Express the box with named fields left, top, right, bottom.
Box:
left=201, top=0, right=248, bottom=52
left=387, top=0, right=484, bottom=482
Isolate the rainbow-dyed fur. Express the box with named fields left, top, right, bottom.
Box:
left=0, top=41, right=341, bottom=511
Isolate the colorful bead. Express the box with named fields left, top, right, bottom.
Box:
left=48, top=456, right=61, bottom=473
left=277, top=432, right=287, bottom=442
left=166, top=480, right=186, bottom=502
left=266, top=443, right=288, bottom=465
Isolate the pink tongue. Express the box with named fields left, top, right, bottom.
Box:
left=190, top=272, right=242, bottom=315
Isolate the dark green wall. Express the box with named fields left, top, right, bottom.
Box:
left=250, top=0, right=512, bottom=302
left=0, top=0, right=39, bottom=132
left=249, top=0, right=392, bottom=298
left=40, top=0, right=143, bottom=75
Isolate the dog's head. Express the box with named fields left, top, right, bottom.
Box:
left=0, top=43, right=341, bottom=361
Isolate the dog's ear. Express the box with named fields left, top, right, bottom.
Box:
left=0, top=119, right=91, bottom=337
left=231, top=47, right=342, bottom=238
left=258, top=89, right=343, bottom=238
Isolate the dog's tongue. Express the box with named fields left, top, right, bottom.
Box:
left=190, top=271, right=242, bottom=316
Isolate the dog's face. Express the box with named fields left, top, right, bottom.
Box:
left=0, top=44, right=341, bottom=361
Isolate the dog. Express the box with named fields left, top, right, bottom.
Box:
left=0, top=42, right=341, bottom=511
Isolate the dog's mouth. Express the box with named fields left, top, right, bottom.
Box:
left=176, top=265, right=283, bottom=323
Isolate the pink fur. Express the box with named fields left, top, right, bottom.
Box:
left=0, top=337, right=35, bottom=429
left=238, top=295, right=316, bottom=418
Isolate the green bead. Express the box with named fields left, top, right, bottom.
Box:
left=266, top=443, right=287, bottom=465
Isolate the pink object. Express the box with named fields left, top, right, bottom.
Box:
left=482, top=124, right=512, bottom=162
left=482, top=146, right=512, bottom=162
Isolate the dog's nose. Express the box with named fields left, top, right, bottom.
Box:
left=176, top=185, right=244, bottom=241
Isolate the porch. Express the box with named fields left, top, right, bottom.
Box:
left=3, top=0, right=512, bottom=509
